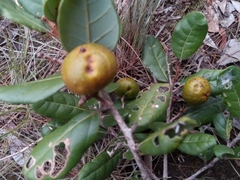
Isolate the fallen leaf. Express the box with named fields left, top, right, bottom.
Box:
left=204, top=34, right=219, bottom=50
left=231, top=0, right=240, bottom=13
left=217, top=39, right=240, bottom=65
left=218, top=0, right=227, bottom=14
left=204, top=6, right=219, bottom=32
left=220, top=14, right=235, bottom=27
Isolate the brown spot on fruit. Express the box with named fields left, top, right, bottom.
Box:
left=79, top=47, right=86, bottom=53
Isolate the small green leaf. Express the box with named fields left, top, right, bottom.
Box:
left=0, top=73, right=64, bottom=104
left=18, top=0, right=44, bottom=18
left=23, top=111, right=99, bottom=180
left=128, top=83, right=171, bottom=126
left=171, top=11, right=208, bottom=60
left=31, top=91, right=86, bottom=122
left=44, top=0, right=61, bottom=22
left=217, top=66, right=240, bottom=118
left=226, top=146, right=240, bottom=159
left=41, top=119, right=65, bottom=137
left=182, top=97, right=226, bottom=125
left=213, top=145, right=234, bottom=159
left=139, top=117, right=197, bottom=156
left=198, top=147, right=214, bottom=161
left=213, top=113, right=232, bottom=139
left=178, top=133, right=217, bottom=156
left=142, top=35, right=168, bottom=82
left=104, top=82, right=120, bottom=93
left=102, top=108, right=129, bottom=128
left=58, top=0, right=120, bottom=52
left=78, top=150, right=122, bottom=180
left=0, top=0, right=48, bottom=32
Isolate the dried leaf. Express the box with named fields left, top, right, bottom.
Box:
left=218, top=0, right=227, bottom=14
left=231, top=0, right=240, bottom=13
left=204, top=6, right=219, bottom=32
left=217, top=39, right=240, bottom=65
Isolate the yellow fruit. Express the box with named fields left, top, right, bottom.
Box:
left=182, top=76, right=211, bottom=106
left=61, top=43, right=117, bottom=95
left=115, top=78, right=139, bottom=99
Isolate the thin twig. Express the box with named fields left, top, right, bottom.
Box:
left=163, top=53, right=173, bottom=179
left=100, top=90, right=158, bottom=180
left=185, top=132, right=240, bottom=180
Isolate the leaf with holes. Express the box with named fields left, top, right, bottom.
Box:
left=44, top=0, right=61, bottom=22
left=213, top=113, right=232, bottom=140
left=178, top=133, right=217, bottom=156
left=142, top=35, right=168, bottom=82
left=58, top=0, right=120, bottom=52
left=22, top=111, right=99, bottom=180
left=171, top=11, right=208, bottom=60
left=182, top=97, right=226, bottom=126
left=139, top=116, right=197, bottom=156
left=0, top=73, right=64, bottom=104
left=217, top=66, right=240, bottom=118
left=18, top=0, right=44, bottom=18
left=127, top=83, right=170, bottom=126
left=31, top=91, right=86, bottom=122
left=213, top=145, right=234, bottom=159
left=78, top=150, right=122, bottom=180
left=0, top=0, right=48, bottom=32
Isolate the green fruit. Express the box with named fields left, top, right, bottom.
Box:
left=115, top=78, right=139, bottom=99
left=182, top=76, right=211, bottom=106
left=61, top=43, right=117, bottom=95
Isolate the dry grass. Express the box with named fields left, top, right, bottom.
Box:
left=1, top=0, right=240, bottom=179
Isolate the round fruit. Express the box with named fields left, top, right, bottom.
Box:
left=182, top=76, right=211, bottom=106
left=115, top=78, right=139, bottom=99
left=61, top=43, right=117, bottom=95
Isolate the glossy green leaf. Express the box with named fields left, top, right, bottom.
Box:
left=178, top=133, right=217, bottom=156
left=44, top=0, right=61, bottom=22
left=142, top=35, right=168, bottom=82
left=18, top=0, right=44, bottom=18
left=78, top=150, right=122, bottom=180
left=31, top=91, right=85, bottom=122
left=181, top=69, right=224, bottom=84
left=23, top=111, right=99, bottom=180
left=213, top=113, right=232, bottom=139
left=0, top=0, right=48, bottom=32
left=128, top=83, right=170, bottom=126
left=171, top=11, right=208, bottom=60
left=0, top=73, right=64, bottom=104
left=213, top=145, right=234, bottom=159
left=217, top=66, right=240, bottom=118
left=226, top=146, right=240, bottom=159
left=58, top=0, right=120, bottom=52
left=139, top=116, right=197, bottom=156
left=182, top=97, right=226, bottom=126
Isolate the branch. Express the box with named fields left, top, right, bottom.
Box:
left=100, top=90, right=158, bottom=180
